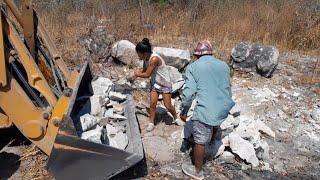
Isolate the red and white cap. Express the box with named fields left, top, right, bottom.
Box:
left=193, top=40, right=213, bottom=56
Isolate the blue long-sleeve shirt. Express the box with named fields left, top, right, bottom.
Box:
left=180, top=55, right=235, bottom=126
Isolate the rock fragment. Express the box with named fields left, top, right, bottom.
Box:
left=255, top=140, right=270, bottom=161
left=81, top=126, right=103, bottom=144
left=109, top=114, right=127, bottom=120
left=220, top=151, right=235, bottom=164
left=261, top=162, right=273, bottom=172
left=104, top=108, right=114, bottom=118
left=113, top=103, right=125, bottom=115
left=91, top=76, right=113, bottom=95
left=80, top=113, right=100, bottom=131
left=108, top=132, right=129, bottom=150
left=104, top=108, right=127, bottom=120
left=108, top=91, right=127, bottom=101
left=311, top=107, right=320, bottom=121
left=89, top=95, right=105, bottom=116
left=229, top=132, right=259, bottom=167
left=253, top=120, right=275, bottom=138
left=220, top=115, right=240, bottom=130
left=78, top=75, right=132, bottom=152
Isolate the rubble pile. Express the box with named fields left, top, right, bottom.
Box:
left=78, top=76, right=130, bottom=150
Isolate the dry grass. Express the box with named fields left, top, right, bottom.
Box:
left=20, top=145, right=52, bottom=179
left=32, top=0, right=319, bottom=63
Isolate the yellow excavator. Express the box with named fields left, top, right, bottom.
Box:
left=0, top=1, right=144, bottom=179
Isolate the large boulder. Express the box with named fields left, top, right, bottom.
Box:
left=153, top=47, right=191, bottom=70
left=231, top=42, right=279, bottom=78
left=111, top=40, right=139, bottom=65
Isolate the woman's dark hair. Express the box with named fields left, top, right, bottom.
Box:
left=136, top=38, right=152, bottom=53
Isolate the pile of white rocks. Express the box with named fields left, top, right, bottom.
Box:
left=78, top=76, right=130, bottom=150
left=217, top=113, right=275, bottom=170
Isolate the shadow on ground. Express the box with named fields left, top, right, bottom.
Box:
left=0, top=126, right=31, bottom=150
left=0, top=152, right=21, bottom=178
left=0, top=127, right=31, bottom=178
left=111, top=158, right=148, bottom=180
left=156, top=107, right=174, bottom=125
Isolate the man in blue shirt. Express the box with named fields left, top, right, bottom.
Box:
left=180, top=41, right=235, bottom=180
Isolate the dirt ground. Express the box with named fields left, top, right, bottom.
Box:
left=2, top=51, right=318, bottom=179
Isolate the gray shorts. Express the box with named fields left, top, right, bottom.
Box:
left=192, top=120, right=214, bottom=145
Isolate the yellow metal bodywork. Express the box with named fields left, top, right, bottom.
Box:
left=0, top=1, right=80, bottom=155
left=2, top=11, right=57, bottom=106
left=0, top=112, right=11, bottom=128
left=0, top=13, right=6, bottom=87
left=3, top=0, right=70, bottom=79
left=0, top=69, right=78, bottom=154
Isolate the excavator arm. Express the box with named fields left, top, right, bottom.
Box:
left=0, top=1, right=144, bottom=179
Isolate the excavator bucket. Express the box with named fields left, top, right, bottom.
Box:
left=47, top=63, right=144, bottom=179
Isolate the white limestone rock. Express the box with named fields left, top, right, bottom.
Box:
left=91, top=77, right=113, bottom=95
left=108, top=91, right=127, bottom=102
left=80, top=113, right=100, bottom=131
left=89, top=95, right=105, bottom=116
left=220, top=151, right=235, bottom=164
left=229, top=132, right=259, bottom=167
left=81, top=125, right=103, bottom=144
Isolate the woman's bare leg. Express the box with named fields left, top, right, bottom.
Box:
left=163, top=93, right=177, bottom=120
left=149, top=90, right=159, bottom=125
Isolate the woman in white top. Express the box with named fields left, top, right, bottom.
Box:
left=134, top=38, right=181, bottom=132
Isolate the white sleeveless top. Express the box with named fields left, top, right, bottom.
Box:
left=143, top=53, right=171, bottom=87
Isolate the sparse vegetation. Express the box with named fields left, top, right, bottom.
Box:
left=33, top=0, right=319, bottom=57
left=29, top=0, right=320, bottom=85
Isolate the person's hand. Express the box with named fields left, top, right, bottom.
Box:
left=134, top=70, right=140, bottom=77
left=180, top=114, right=187, bottom=122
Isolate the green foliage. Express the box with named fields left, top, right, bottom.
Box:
left=128, top=63, right=136, bottom=70
left=159, top=0, right=169, bottom=6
